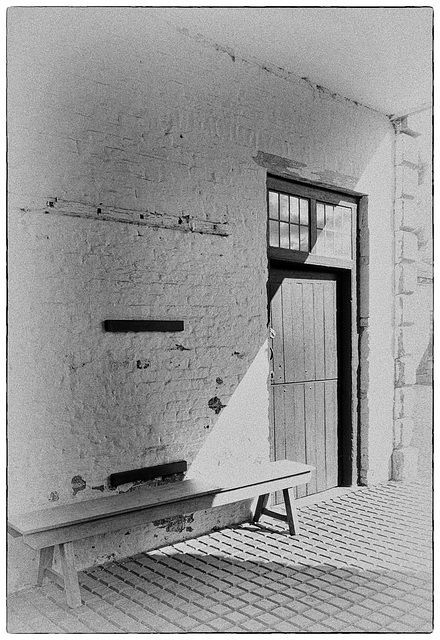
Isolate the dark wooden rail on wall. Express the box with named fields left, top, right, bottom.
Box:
left=109, top=461, right=187, bottom=489
left=104, top=320, right=184, bottom=332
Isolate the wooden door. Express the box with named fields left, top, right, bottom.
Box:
left=269, top=269, right=339, bottom=498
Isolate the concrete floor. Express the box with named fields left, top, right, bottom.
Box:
left=7, top=478, right=432, bottom=633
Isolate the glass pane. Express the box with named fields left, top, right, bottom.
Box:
left=334, top=206, right=344, bottom=232
left=279, top=194, right=289, bottom=222
left=315, top=229, right=325, bottom=255
left=325, top=230, right=334, bottom=256
left=317, top=202, right=325, bottom=229
left=343, top=209, right=352, bottom=235
left=268, top=191, right=279, bottom=219
left=300, top=225, right=309, bottom=252
left=269, top=219, right=279, bottom=246
left=280, top=222, right=290, bottom=249
left=325, top=204, right=334, bottom=230
left=289, top=196, right=299, bottom=224
left=313, top=201, right=353, bottom=259
left=300, top=199, right=309, bottom=225
left=342, top=235, right=352, bottom=258
left=334, top=232, right=343, bottom=255
left=290, top=224, right=299, bottom=250
left=268, top=189, right=353, bottom=259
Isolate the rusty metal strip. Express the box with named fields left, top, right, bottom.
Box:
left=16, top=198, right=229, bottom=237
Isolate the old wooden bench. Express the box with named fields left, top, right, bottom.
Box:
left=8, top=459, right=313, bottom=608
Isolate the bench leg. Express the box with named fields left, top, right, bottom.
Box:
left=253, top=489, right=300, bottom=536
left=58, top=542, right=82, bottom=608
left=282, top=488, right=300, bottom=535
left=37, top=546, right=54, bottom=586
left=253, top=493, right=270, bottom=524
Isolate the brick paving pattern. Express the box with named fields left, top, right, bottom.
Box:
left=7, top=480, right=432, bottom=633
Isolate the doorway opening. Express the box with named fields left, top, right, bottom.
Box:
left=266, top=175, right=358, bottom=499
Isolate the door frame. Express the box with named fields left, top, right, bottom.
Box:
left=266, top=175, right=360, bottom=489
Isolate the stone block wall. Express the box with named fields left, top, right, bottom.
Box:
left=391, top=108, right=432, bottom=479
left=8, top=7, right=396, bottom=591
left=391, top=119, right=422, bottom=480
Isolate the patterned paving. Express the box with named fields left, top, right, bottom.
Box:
left=7, top=480, right=432, bottom=633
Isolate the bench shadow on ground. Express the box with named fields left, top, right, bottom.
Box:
left=7, top=553, right=432, bottom=632
left=7, top=509, right=432, bottom=633
left=69, top=525, right=432, bottom=633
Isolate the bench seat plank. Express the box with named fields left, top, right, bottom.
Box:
left=219, top=460, right=312, bottom=491
left=10, top=461, right=313, bottom=550
left=19, top=465, right=313, bottom=549
left=20, top=492, right=225, bottom=549
left=9, top=479, right=220, bottom=536
left=10, top=461, right=312, bottom=539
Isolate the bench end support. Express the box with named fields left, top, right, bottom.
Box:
left=252, top=488, right=300, bottom=535
left=37, top=542, right=82, bottom=608
left=59, top=542, right=82, bottom=608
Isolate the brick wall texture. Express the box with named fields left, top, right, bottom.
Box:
left=8, top=7, right=397, bottom=591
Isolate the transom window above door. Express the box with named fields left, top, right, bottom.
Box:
left=267, top=176, right=357, bottom=266
left=268, top=192, right=310, bottom=252
left=314, top=202, right=352, bottom=259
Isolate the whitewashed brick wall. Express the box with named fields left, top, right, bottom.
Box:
left=8, top=7, right=395, bottom=591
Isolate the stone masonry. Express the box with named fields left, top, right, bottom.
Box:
left=392, top=116, right=423, bottom=480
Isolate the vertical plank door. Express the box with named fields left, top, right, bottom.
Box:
left=269, top=270, right=339, bottom=499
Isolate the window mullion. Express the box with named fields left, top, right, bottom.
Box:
left=310, top=198, right=317, bottom=254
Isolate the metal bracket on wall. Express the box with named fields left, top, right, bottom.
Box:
left=17, top=198, right=229, bottom=237
left=390, top=115, right=421, bottom=138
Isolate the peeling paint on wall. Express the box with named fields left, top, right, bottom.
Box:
left=253, top=150, right=307, bottom=174
left=208, top=396, right=226, bottom=414
left=171, top=344, right=191, bottom=351
left=117, top=472, right=186, bottom=494
left=136, top=359, right=150, bottom=369
left=109, top=360, right=131, bottom=371
left=71, top=475, right=87, bottom=496
left=100, top=553, right=116, bottom=564
left=153, top=514, right=194, bottom=533
left=310, top=169, right=357, bottom=190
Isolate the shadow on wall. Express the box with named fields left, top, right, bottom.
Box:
left=416, top=334, right=433, bottom=385
left=186, top=340, right=270, bottom=484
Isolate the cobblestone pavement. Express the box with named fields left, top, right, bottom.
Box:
left=8, top=479, right=432, bottom=633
